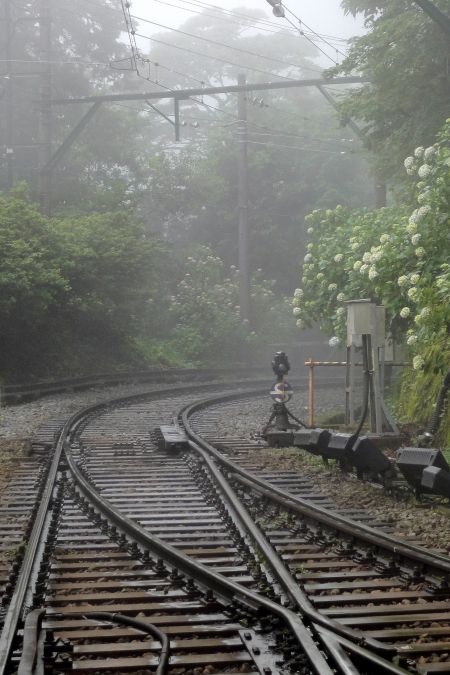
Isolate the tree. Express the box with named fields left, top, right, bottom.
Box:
left=0, top=187, right=168, bottom=377
left=328, top=0, right=450, bottom=181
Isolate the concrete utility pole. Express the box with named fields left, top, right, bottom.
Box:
left=4, top=0, right=14, bottom=188
left=237, top=73, right=250, bottom=325
left=39, top=0, right=53, bottom=215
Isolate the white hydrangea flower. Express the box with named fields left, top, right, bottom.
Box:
left=307, top=227, right=314, bottom=234
left=334, top=253, right=344, bottom=263
left=398, top=275, right=408, bottom=287
left=303, top=253, right=312, bottom=263
left=407, top=334, right=418, bottom=345
left=415, top=247, right=425, bottom=258
left=404, top=156, right=415, bottom=171
left=417, top=205, right=431, bottom=220
left=410, top=273, right=420, bottom=284
left=413, top=355, right=425, bottom=370
left=408, top=287, right=418, bottom=300
left=328, top=336, right=340, bottom=348
left=409, top=210, right=419, bottom=225
left=368, top=267, right=378, bottom=280
left=337, top=292, right=345, bottom=302
left=328, top=283, right=337, bottom=292
left=417, top=192, right=427, bottom=204
left=411, top=233, right=421, bottom=245
left=418, top=164, right=432, bottom=179
left=336, top=307, right=345, bottom=316
left=360, top=264, right=368, bottom=274
left=317, top=272, right=325, bottom=281
left=353, top=260, right=362, bottom=271
left=296, top=319, right=305, bottom=328
left=293, top=307, right=302, bottom=316
left=371, top=250, right=383, bottom=262
left=400, top=307, right=411, bottom=318
left=406, top=222, right=418, bottom=235
left=420, top=306, right=431, bottom=318
left=294, top=288, right=304, bottom=299
left=423, top=146, right=436, bottom=161
left=380, top=233, right=391, bottom=244
left=414, top=146, right=424, bottom=158
left=351, top=242, right=360, bottom=251
left=362, top=252, right=372, bottom=263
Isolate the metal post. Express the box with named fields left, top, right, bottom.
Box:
left=345, top=346, right=350, bottom=425
left=349, top=343, right=356, bottom=425
left=39, top=0, right=52, bottom=215
left=306, top=358, right=314, bottom=427
left=4, top=0, right=14, bottom=188
left=174, top=98, right=180, bottom=142
left=237, top=73, right=250, bottom=325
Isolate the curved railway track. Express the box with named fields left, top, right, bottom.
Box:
left=0, top=381, right=449, bottom=674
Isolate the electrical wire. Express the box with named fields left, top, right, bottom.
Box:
left=136, top=32, right=313, bottom=81
left=282, top=3, right=347, bottom=59
left=0, top=58, right=114, bottom=68
left=246, top=129, right=354, bottom=145
left=131, top=15, right=318, bottom=73
left=237, top=137, right=349, bottom=154
left=153, top=0, right=351, bottom=43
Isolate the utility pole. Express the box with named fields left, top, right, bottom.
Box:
left=237, top=73, right=250, bottom=326
left=39, top=0, right=53, bottom=215
left=4, top=0, right=14, bottom=189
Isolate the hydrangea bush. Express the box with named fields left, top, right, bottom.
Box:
left=293, top=119, right=450, bottom=429
left=166, top=246, right=295, bottom=364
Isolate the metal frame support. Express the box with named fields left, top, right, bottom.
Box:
left=42, top=101, right=102, bottom=173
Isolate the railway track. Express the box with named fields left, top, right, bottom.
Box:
left=0, top=381, right=449, bottom=673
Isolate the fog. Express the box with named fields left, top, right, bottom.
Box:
left=132, top=0, right=366, bottom=42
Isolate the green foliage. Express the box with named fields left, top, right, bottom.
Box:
left=0, top=188, right=168, bottom=377
left=294, top=118, right=450, bottom=442
left=330, top=0, right=450, bottom=181
left=162, top=246, right=296, bottom=365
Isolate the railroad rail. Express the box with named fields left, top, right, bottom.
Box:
left=0, top=381, right=447, bottom=673
left=0, top=368, right=267, bottom=405
left=183, top=391, right=450, bottom=674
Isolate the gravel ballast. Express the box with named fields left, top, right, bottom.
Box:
left=2, top=379, right=450, bottom=553
left=206, top=388, right=450, bottom=554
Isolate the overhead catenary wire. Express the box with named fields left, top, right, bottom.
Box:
left=151, top=0, right=351, bottom=43
left=131, top=15, right=321, bottom=73
left=235, top=137, right=349, bottom=154
left=136, top=32, right=319, bottom=80
left=281, top=2, right=348, bottom=60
